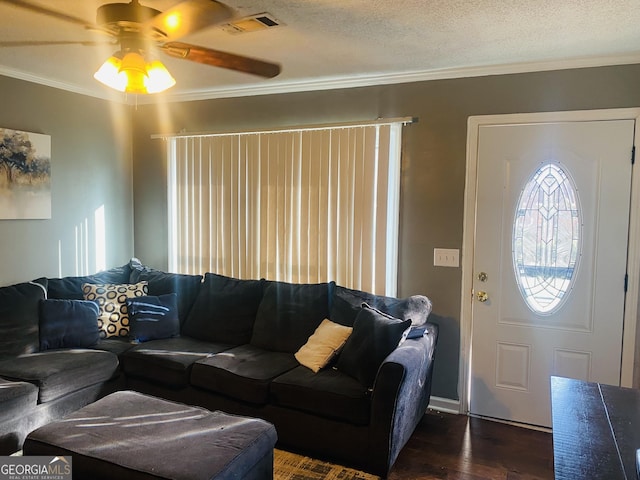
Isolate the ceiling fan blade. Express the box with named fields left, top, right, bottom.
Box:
left=0, top=0, right=96, bottom=29
left=161, top=42, right=281, bottom=78
left=0, top=40, right=113, bottom=47
left=148, top=0, right=235, bottom=41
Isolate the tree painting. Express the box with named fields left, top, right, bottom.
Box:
left=0, top=128, right=51, bottom=219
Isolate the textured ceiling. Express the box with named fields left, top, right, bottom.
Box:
left=0, top=0, right=639, bottom=102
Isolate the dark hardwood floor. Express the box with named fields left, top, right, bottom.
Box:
left=388, top=410, right=554, bottom=480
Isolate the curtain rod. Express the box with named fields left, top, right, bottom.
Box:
left=151, top=116, right=417, bottom=140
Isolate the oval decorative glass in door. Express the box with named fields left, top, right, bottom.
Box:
left=512, top=162, right=581, bottom=314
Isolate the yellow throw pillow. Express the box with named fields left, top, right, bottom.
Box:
left=295, top=319, right=353, bottom=373
left=82, top=282, right=148, bottom=339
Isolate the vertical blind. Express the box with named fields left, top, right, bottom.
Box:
left=166, top=120, right=404, bottom=295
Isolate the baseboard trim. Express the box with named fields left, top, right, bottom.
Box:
left=427, top=396, right=461, bottom=414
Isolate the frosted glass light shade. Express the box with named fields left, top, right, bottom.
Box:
left=94, top=52, right=176, bottom=94
left=93, top=55, right=127, bottom=92
left=145, top=60, right=176, bottom=93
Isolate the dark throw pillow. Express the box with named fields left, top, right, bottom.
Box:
left=126, top=294, right=180, bottom=343
left=0, top=281, right=46, bottom=359
left=129, top=258, right=202, bottom=324
left=336, top=304, right=411, bottom=388
left=39, top=299, right=100, bottom=351
left=182, top=273, right=264, bottom=345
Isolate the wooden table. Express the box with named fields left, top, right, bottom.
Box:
left=551, top=376, right=640, bottom=479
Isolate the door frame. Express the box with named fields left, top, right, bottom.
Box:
left=460, top=108, right=640, bottom=416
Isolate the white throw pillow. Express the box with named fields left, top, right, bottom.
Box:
left=295, top=319, right=353, bottom=373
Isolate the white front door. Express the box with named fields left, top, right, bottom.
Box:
left=469, top=119, right=634, bottom=427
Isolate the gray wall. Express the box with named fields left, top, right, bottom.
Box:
left=0, top=76, right=134, bottom=286
left=131, top=64, right=640, bottom=401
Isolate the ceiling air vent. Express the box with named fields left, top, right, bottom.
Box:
left=222, top=13, right=283, bottom=34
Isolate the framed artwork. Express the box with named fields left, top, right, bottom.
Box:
left=0, top=128, right=51, bottom=219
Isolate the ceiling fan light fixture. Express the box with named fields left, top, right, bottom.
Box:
left=9, top=0, right=279, bottom=94
left=94, top=51, right=176, bottom=94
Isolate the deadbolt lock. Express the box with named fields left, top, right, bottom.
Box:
left=478, top=272, right=488, bottom=282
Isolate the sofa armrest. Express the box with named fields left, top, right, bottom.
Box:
left=368, top=322, right=438, bottom=477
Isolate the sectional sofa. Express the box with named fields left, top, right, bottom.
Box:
left=0, top=259, right=438, bottom=477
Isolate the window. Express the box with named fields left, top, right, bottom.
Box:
left=512, top=162, right=581, bottom=314
left=165, top=119, right=407, bottom=295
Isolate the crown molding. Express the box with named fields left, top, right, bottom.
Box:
left=160, top=52, right=640, bottom=103
left=0, top=65, right=122, bottom=102
left=3, top=52, right=640, bottom=105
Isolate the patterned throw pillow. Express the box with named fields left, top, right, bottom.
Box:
left=82, top=282, right=148, bottom=339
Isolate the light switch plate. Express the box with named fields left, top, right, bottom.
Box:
left=434, top=248, right=460, bottom=267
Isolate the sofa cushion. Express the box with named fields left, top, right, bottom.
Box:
left=82, top=282, right=148, bottom=339
left=330, top=285, right=432, bottom=327
left=44, top=263, right=132, bottom=300
left=271, top=366, right=371, bottom=425
left=121, top=337, right=232, bottom=388
left=92, top=338, right=135, bottom=356
left=0, top=281, right=46, bottom=360
left=191, top=345, right=299, bottom=405
left=251, top=281, right=332, bottom=353
left=295, top=319, right=353, bottom=373
left=182, top=273, right=264, bottom=345
left=129, top=258, right=202, bottom=324
left=42, top=276, right=91, bottom=300
left=0, top=349, right=119, bottom=403
left=38, top=299, right=100, bottom=351
left=336, top=305, right=411, bottom=388
left=0, top=378, right=38, bottom=422
left=126, top=294, right=180, bottom=343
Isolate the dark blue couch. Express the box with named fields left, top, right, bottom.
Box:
left=0, top=259, right=438, bottom=477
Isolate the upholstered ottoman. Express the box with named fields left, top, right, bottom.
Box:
left=23, top=390, right=277, bottom=480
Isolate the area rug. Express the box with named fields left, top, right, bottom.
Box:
left=273, top=448, right=380, bottom=480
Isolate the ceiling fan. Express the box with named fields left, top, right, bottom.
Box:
left=0, top=0, right=282, bottom=94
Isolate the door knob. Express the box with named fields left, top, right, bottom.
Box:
left=476, top=291, right=489, bottom=302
